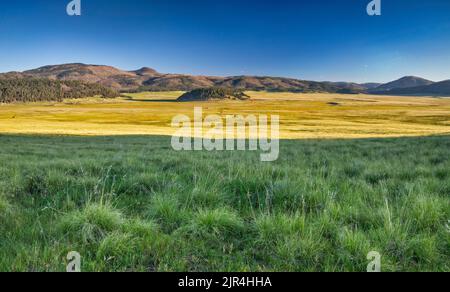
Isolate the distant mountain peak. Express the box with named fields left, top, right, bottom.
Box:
left=372, top=76, right=434, bottom=92
left=133, top=67, right=159, bottom=76
left=374, top=79, right=450, bottom=96
left=397, top=76, right=433, bottom=82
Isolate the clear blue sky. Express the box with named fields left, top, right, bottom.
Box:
left=0, top=0, right=449, bottom=83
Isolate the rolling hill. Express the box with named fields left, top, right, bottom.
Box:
left=370, top=76, right=434, bottom=93
left=377, top=80, right=450, bottom=96
left=1, top=64, right=449, bottom=96
left=177, top=88, right=250, bottom=101
left=0, top=63, right=363, bottom=93
left=326, top=82, right=381, bottom=91
left=20, top=64, right=141, bottom=91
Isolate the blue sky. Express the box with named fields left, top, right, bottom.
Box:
left=0, top=0, right=449, bottom=83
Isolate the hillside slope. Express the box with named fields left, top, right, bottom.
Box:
left=370, top=76, right=434, bottom=93
left=378, top=80, right=450, bottom=96
left=0, top=63, right=364, bottom=93
left=0, top=78, right=119, bottom=103
left=2, top=64, right=448, bottom=96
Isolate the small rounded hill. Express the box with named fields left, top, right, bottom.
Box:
left=177, top=87, right=250, bottom=102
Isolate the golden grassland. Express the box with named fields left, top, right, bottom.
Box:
left=0, top=91, right=449, bottom=139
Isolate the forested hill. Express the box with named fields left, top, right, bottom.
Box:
left=0, top=78, right=119, bottom=103
left=2, top=64, right=449, bottom=96
left=0, top=63, right=371, bottom=93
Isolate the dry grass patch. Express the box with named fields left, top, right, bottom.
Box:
left=0, top=92, right=448, bottom=138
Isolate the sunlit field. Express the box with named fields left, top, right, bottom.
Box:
left=0, top=91, right=449, bottom=138
left=1, top=92, right=449, bottom=272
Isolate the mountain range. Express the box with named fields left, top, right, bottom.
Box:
left=0, top=63, right=350, bottom=93
left=1, top=63, right=449, bottom=96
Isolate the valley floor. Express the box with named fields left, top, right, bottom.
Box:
left=0, top=92, right=449, bottom=138
left=0, top=135, right=449, bottom=271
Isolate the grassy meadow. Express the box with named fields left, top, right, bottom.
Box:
left=0, top=134, right=449, bottom=272
left=0, top=91, right=449, bottom=272
left=0, top=91, right=449, bottom=138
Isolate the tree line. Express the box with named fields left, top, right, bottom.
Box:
left=0, top=78, right=119, bottom=103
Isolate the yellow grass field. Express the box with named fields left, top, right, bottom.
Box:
left=0, top=91, right=449, bottom=139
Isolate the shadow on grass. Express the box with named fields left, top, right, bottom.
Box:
left=121, top=96, right=178, bottom=103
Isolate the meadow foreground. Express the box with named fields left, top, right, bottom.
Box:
left=0, top=135, right=449, bottom=271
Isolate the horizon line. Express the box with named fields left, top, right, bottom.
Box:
left=2, top=62, right=448, bottom=84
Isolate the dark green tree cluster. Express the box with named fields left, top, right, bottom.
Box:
left=0, top=78, right=119, bottom=103
left=177, top=87, right=250, bottom=101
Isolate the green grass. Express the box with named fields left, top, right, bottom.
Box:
left=0, top=134, right=449, bottom=272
